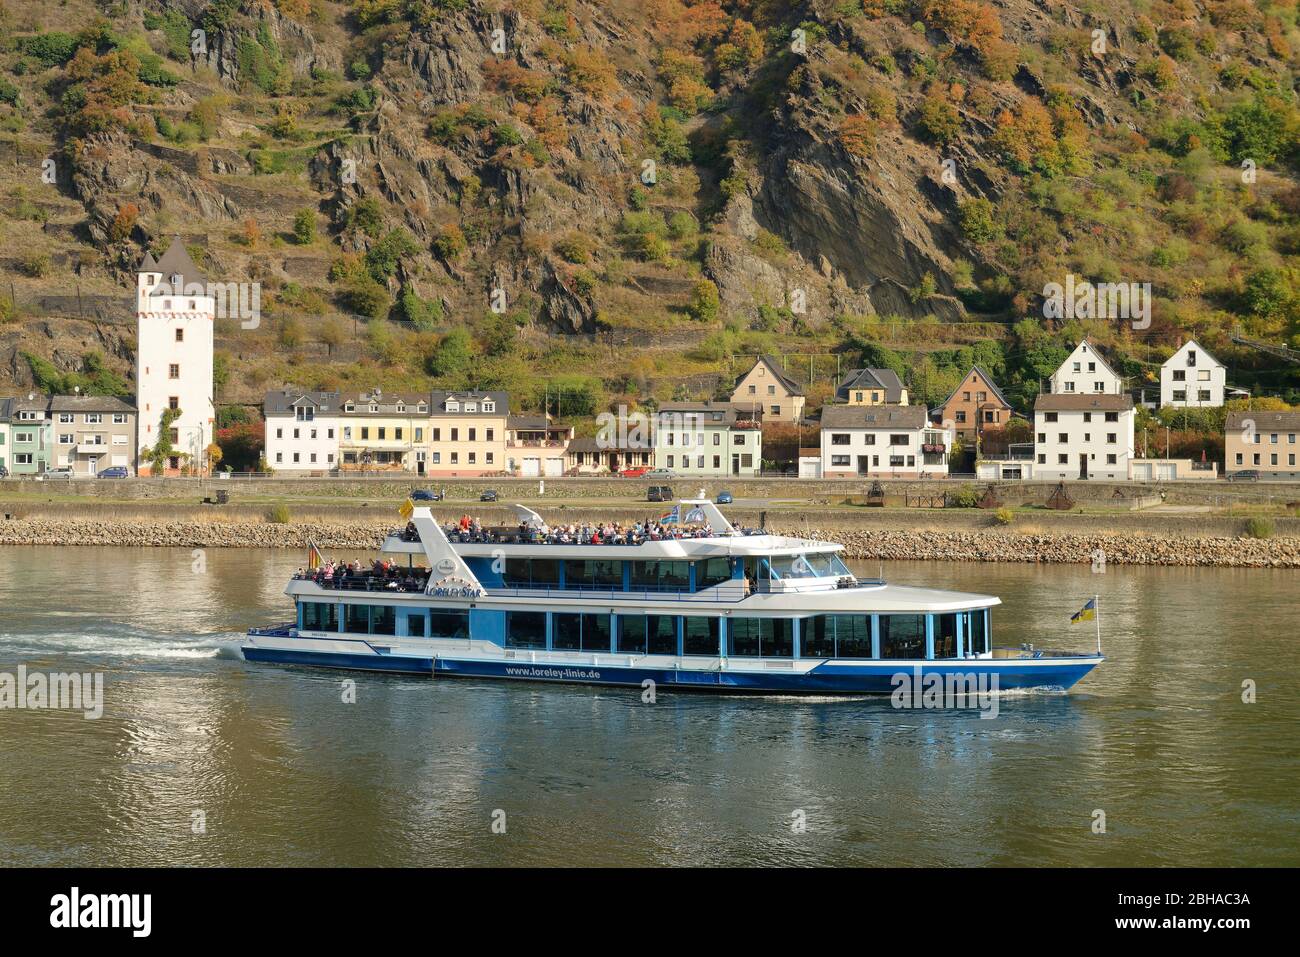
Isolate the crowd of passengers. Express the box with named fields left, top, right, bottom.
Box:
left=398, top=516, right=758, bottom=545
left=295, top=559, right=430, bottom=591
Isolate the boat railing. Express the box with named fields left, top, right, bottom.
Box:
left=482, top=582, right=751, bottom=603
left=296, top=573, right=430, bottom=594
left=993, top=645, right=1103, bottom=660
left=248, top=622, right=296, bottom=638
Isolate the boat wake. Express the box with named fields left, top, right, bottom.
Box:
left=0, top=624, right=241, bottom=663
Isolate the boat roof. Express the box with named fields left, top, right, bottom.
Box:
left=391, top=533, right=844, bottom=560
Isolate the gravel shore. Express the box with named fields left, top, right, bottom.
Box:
left=0, top=519, right=1296, bottom=567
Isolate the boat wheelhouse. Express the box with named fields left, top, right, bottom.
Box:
left=242, top=501, right=1103, bottom=694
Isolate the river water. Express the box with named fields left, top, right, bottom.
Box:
left=0, top=546, right=1295, bottom=867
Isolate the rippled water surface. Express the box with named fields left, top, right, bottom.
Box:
left=0, top=546, right=1295, bottom=866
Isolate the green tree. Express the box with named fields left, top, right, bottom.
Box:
left=426, top=328, right=474, bottom=377
left=292, top=208, right=317, bottom=245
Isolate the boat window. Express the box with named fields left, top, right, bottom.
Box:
left=503, top=557, right=560, bottom=588
left=694, top=557, right=733, bottom=590
left=934, top=613, right=957, bottom=659
left=648, top=616, right=677, bottom=654
left=553, top=613, right=581, bottom=650
left=682, top=616, right=720, bottom=656
left=833, top=614, right=872, bottom=657
left=800, top=616, right=834, bottom=658
left=728, top=618, right=794, bottom=657
left=964, top=610, right=988, bottom=655
left=301, top=602, right=337, bottom=631
left=565, top=559, right=622, bottom=589
left=429, top=609, right=469, bottom=640
left=552, top=613, right=611, bottom=652
left=768, top=555, right=817, bottom=579
left=879, top=614, right=926, bottom=659
left=506, top=611, right=547, bottom=649
left=344, top=604, right=370, bottom=634
left=583, top=614, right=612, bottom=652
left=630, top=560, right=690, bottom=591
left=798, top=553, right=839, bottom=577
left=617, top=616, right=647, bottom=654
left=371, top=605, right=396, bottom=636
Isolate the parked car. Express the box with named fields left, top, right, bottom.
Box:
left=646, top=468, right=676, bottom=479
left=648, top=485, right=674, bottom=503
left=715, top=490, right=733, bottom=504
left=42, top=467, right=75, bottom=481
left=1226, top=469, right=1261, bottom=483
left=411, top=488, right=442, bottom=501
left=97, top=466, right=129, bottom=479
left=619, top=467, right=649, bottom=478
left=480, top=489, right=499, bottom=502
left=0, top=465, right=8, bottom=479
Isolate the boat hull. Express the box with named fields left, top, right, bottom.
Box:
left=241, top=634, right=1101, bottom=694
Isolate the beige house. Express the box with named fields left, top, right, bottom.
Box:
left=338, top=390, right=430, bottom=473
left=426, top=390, right=508, bottom=476
left=49, top=395, right=137, bottom=476
left=506, top=414, right=573, bottom=477
left=1225, top=410, right=1300, bottom=479
left=729, top=356, right=805, bottom=422
left=835, top=368, right=908, bottom=406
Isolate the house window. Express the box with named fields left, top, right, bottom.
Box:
left=168, top=397, right=179, bottom=410
left=85, top=413, right=102, bottom=424
left=1106, top=454, right=1117, bottom=465
left=831, top=434, right=851, bottom=446
left=1044, top=413, right=1058, bottom=423
left=955, top=411, right=966, bottom=423
left=113, top=413, right=127, bottom=424
left=59, top=413, right=73, bottom=423
left=1105, top=412, right=1118, bottom=422
left=1172, top=370, right=1185, bottom=381
left=1107, top=433, right=1117, bottom=444
left=168, top=364, right=179, bottom=379
left=175, top=328, right=184, bottom=342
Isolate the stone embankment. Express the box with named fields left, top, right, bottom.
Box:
left=0, top=519, right=1297, bottom=567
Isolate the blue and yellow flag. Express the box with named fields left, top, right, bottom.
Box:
left=1071, top=598, right=1096, bottom=624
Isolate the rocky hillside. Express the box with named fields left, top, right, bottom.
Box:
left=1, top=0, right=1299, bottom=419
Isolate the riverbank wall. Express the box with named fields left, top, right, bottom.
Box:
left=1, top=503, right=1297, bottom=566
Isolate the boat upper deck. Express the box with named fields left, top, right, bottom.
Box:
left=381, top=521, right=841, bottom=560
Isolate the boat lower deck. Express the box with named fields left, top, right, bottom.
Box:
left=241, top=631, right=1102, bottom=694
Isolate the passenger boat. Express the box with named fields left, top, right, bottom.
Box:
left=241, top=501, right=1103, bottom=694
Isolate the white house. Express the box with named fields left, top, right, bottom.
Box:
left=1049, top=339, right=1123, bottom=396
left=654, top=401, right=762, bottom=477
left=264, top=390, right=343, bottom=472
left=136, top=240, right=215, bottom=474
left=1033, top=394, right=1134, bottom=481
left=819, top=405, right=950, bottom=478
left=1160, top=339, right=1225, bottom=408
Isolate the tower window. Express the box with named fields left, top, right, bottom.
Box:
left=168, top=364, right=180, bottom=379
left=175, top=328, right=184, bottom=342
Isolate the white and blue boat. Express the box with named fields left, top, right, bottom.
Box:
left=242, top=501, right=1103, bottom=694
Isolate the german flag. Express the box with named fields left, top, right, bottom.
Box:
left=307, top=540, right=325, bottom=571
left=1070, top=598, right=1096, bottom=624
